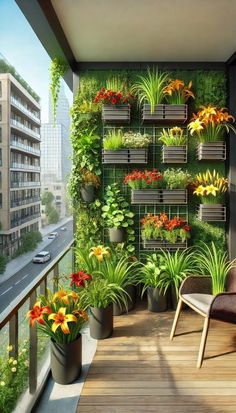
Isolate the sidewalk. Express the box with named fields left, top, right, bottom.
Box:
left=0, top=216, right=73, bottom=285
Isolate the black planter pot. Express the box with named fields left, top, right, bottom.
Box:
left=81, top=185, right=95, bottom=203
left=113, top=285, right=136, bottom=315
left=50, top=335, right=82, bottom=384
left=90, top=304, right=113, bottom=339
left=147, top=286, right=168, bottom=312
left=108, top=228, right=125, bottom=243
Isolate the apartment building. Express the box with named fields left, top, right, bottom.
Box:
left=0, top=73, right=41, bottom=256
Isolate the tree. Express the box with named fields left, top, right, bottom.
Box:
left=0, top=255, right=7, bottom=274
left=41, top=191, right=54, bottom=205
left=48, top=208, right=59, bottom=224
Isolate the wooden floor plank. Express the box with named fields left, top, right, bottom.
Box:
left=77, top=303, right=236, bottom=413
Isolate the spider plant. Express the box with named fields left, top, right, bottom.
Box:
left=103, top=129, right=124, bottom=150
left=139, top=254, right=165, bottom=296
left=194, top=242, right=236, bottom=295
left=158, top=127, right=187, bottom=146
left=79, top=278, right=128, bottom=309
left=131, top=67, right=169, bottom=113
left=99, top=254, right=140, bottom=289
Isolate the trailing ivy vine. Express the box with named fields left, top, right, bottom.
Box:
left=50, top=58, right=68, bottom=124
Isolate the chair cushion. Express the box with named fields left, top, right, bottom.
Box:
left=182, top=293, right=214, bottom=315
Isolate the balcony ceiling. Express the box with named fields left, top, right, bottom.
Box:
left=50, top=0, right=236, bottom=62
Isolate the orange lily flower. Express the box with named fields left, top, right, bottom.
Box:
left=89, top=245, right=110, bottom=262
left=48, top=307, right=77, bottom=334
left=27, top=302, right=52, bottom=327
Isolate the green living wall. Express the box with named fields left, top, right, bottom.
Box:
left=69, top=69, right=227, bottom=255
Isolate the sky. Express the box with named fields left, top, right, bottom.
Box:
left=0, top=0, right=72, bottom=122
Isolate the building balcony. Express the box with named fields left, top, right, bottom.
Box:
left=10, top=181, right=41, bottom=189
left=10, top=140, right=40, bottom=156
left=10, top=162, right=40, bottom=172
left=10, top=119, right=40, bottom=140
left=10, top=212, right=41, bottom=228
left=10, top=196, right=41, bottom=208
left=10, top=96, right=40, bottom=125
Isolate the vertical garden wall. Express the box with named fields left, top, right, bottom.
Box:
left=69, top=69, right=228, bottom=257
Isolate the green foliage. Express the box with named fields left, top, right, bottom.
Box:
left=99, top=255, right=140, bottom=288
left=194, top=242, right=236, bottom=295
left=140, top=254, right=165, bottom=294
left=103, top=129, right=124, bottom=150
left=194, top=71, right=227, bottom=108
left=50, top=58, right=68, bottom=124
left=79, top=278, right=127, bottom=309
left=163, top=168, right=192, bottom=189
left=190, top=215, right=226, bottom=249
left=106, top=76, right=126, bottom=92
left=74, top=201, right=102, bottom=249
left=158, top=127, right=187, bottom=146
left=41, top=191, right=54, bottom=205
left=0, top=255, right=7, bottom=274
left=0, top=342, right=29, bottom=413
left=47, top=207, right=60, bottom=224
left=15, top=231, right=42, bottom=256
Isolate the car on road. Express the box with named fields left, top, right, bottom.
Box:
left=48, top=232, right=58, bottom=239
left=60, top=227, right=67, bottom=231
left=33, top=251, right=51, bottom=263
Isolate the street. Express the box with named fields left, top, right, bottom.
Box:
left=0, top=220, right=73, bottom=314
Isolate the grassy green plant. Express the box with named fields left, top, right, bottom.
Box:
left=158, top=249, right=196, bottom=295
left=194, top=242, right=236, bottom=295
left=158, top=127, right=187, bottom=146
left=140, top=254, right=165, bottom=296
left=79, top=278, right=128, bottom=309
left=106, top=76, right=125, bottom=92
left=163, top=168, right=192, bottom=189
left=99, top=254, right=140, bottom=288
left=103, top=129, right=124, bottom=150
left=50, top=58, right=68, bottom=125
left=131, top=67, right=169, bottom=113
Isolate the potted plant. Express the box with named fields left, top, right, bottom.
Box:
left=140, top=254, right=168, bottom=312
left=141, top=212, right=191, bottom=249
left=162, top=168, right=191, bottom=204
left=131, top=67, right=169, bottom=122
left=27, top=288, right=88, bottom=384
left=194, top=242, right=236, bottom=295
left=124, top=169, right=164, bottom=204
left=102, top=183, right=134, bottom=243
left=158, top=249, right=196, bottom=309
left=123, top=131, right=151, bottom=163
left=94, top=77, right=133, bottom=124
left=162, top=79, right=194, bottom=122
left=193, top=170, right=228, bottom=222
left=80, top=170, right=100, bottom=203
left=158, top=127, right=188, bottom=163
left=188, top=105, right=236, bottom=160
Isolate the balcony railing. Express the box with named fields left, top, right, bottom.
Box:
left=11, top=213, right=41, bottom=228
left=10, top=119, right=40, bottom=140
left=0, top=241, right=74, bottom=413
left=10, top=96, right=40, bottom=124
left=11, top=181, right=41, bottom=188
left=10, top=140, right=40, bottom=156
left=10, top=162, right=40, bottom=172
left=10, top=197, right=41, bottom=208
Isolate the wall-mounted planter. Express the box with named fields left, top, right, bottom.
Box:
left=197, top=141, right=226, bottom=161
left=143, top=239, right=187, bottom=250
left=197, top=204, right=226, bottom=222
left=102, top=149, right=147, bottom=164
left=108, top=228, right=125, bottom=243
left=102, top=104, right=130, bottom=124
left=80, top=186, right=95, bottom=203
left=131, top=189, right=187, bottom=204
left=142, top=104, right=187, bottom=124
left=162, top=145, right=187, bottom=163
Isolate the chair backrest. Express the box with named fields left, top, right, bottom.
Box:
left=226, top=268, right=236, bottom=292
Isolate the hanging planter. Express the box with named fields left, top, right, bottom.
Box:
left=162, top=145, right=187, bottom=163
left=80, top=186, right=95, bottom=203
left=147, top=287, right=168, bottom=312
left=102, top=149, right=129, bottom=164
left=50, top=335, right=82, bottom=384
left=142, top=104, right=187, bottom=124
left=197, top=141, right=226, bottom=161
left=197, top=204, right=226, bottom=222
left=108, top=228, right=125, bottom=243
left=89, top=305, right=113, bottom=340
left=102, top=104, right=130, bottom=124
left=131, top=189, right=162, bottom=204
left=129, top=149, right=148, bottom=164
left=143, top=239, right=187, bottom=250
left=162, top=189, right=187, bottom=204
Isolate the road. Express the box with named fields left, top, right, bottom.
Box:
left=0, top=220, right=73, bottom=314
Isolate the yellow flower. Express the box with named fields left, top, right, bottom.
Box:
left=205, top=185, right=219, bottom=196
left=7, top=345, right=13, bottom=352
left=89, top=245, right=110, bottom=262
left=0, top=381, right=5, bottom=386
left=11, top=367, right=17, bottom=373
left=188, top=119, right=204, bottom=135
left=48, top=307, right=77, bottom=334
left=13, top=360, right=17, bottom=365
left=8, top=357, right=14, bottom=364
left=193, top=185, right=205, bottom=196
left=53, top=290, right=70, bottom=304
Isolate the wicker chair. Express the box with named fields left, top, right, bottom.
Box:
left=170, top=271, right=236, bottom=368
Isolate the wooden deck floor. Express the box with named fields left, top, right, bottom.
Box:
left=77, top=303, right=236, bottom=413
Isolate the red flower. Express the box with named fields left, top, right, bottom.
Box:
left=27, top=303, right=52, bottom=327
left=70, top=271, right=92, bottom=288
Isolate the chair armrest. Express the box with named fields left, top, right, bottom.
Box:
left=179, top=276, right=212, bottom=296
left=210, top=292, right=236, bottom=324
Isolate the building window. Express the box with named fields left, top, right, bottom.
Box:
left=0, top=105, right=2, bottom=122
left=0, top=127, right=2, bottom=143
left=0, top=193, right=2, bottom=208
left=0, top=149, right=2, bottom=167
left=0, top=82, right=2, bottom=97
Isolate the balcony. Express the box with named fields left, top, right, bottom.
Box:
left=10, top=96, right=40, bottom=124
left=10, top=119, right=40, bottom=140
left=10, top=162, right=40, bottom=172
left=10, top=212, right=41, bottom=228
left=10, top=196, right=41, bottom=208
left=10, top=181, right=41, bottom=189
left=10, top=140, right=40, bottom=156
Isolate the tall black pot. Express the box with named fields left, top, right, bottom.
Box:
left=50, top=334, right=82, bottom=384
left=90, top=304, right=113, bottom=339
left=147, top=286, right=168, bottom=312
left=80, top=185, right=95, bottom=203
left=113, top=285, right=136, bottom=316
